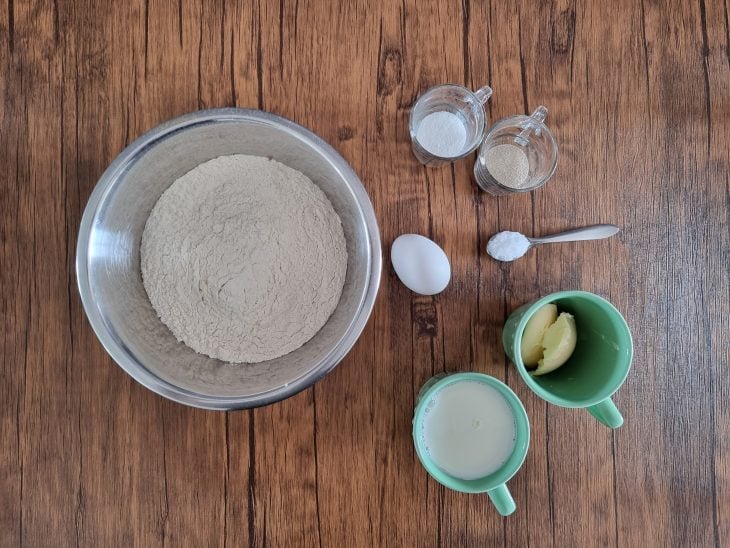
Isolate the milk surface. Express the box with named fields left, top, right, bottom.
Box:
left=422, top=381, right=516, bottom=480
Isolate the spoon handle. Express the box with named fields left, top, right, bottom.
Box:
left=530, top=224, right=620, bottom=244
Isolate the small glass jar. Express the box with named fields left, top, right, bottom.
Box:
left=473, top=106, right=558, bottom=196
left=409, top=84, right=493, bottom=167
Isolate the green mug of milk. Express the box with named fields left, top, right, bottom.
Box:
left=412, top=373, right=530, bottom=516
left=503, top=290, right=633, bottom=429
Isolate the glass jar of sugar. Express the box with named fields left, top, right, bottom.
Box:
left=473, top=106, right=558, bottom=196
left=409, top=84, right=493, bottom=167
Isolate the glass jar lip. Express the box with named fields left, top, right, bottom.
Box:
left=416, top=82, right=483, bottom=101
left=484, top=114, right=556, bottom=143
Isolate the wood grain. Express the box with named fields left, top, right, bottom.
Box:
left=1, top=0, right=728, bottom=546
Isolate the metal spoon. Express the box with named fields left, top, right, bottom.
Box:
left=486, top=224, right=620, bottom=262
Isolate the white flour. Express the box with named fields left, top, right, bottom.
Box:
left=141, top=154, right=348, bottom=363
left=416, top=111, right=467, bottom=157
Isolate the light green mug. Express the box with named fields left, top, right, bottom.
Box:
left=503, top=291, right=633, bottom=428
left=412, top=372, right=530, bottom=516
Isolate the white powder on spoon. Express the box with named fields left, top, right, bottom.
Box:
left=416, top=111, right=467, bottom=157
left=486, top=231, right=531, bottom=261
left=141, top=154, right=348, bottom=363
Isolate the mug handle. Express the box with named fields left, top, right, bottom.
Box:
left=587, top=397, right=624, bottom=428
left=473, top=85, right=493, bottom=104
left=487, top=484, right=516, bottom=516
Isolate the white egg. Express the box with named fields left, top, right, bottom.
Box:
left=391, top=234, right=451, bottom=296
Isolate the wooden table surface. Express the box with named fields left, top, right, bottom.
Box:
left=1, top=0, right=728, bottom=546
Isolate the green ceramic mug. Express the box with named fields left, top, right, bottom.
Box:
left=412, top=373, right=530, bottom=516
left=503, top=291, right=633, bottom=428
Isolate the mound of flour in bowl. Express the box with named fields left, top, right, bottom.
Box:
left=141, top=154, right=348, bottom=363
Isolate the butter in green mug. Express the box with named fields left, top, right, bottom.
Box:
left=520, top=303, right=557, bottom=365
left=520, top=303, right=577, bottom=376
left=503, top=290, right=633, bottom=429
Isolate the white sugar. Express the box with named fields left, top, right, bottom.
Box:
left=416, top=111, right=467, bottom=158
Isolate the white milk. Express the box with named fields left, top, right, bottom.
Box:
left=421, top=381, right=516, bottom=480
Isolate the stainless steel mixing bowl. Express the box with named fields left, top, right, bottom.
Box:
left=76, top=109, right=381, bottom=410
